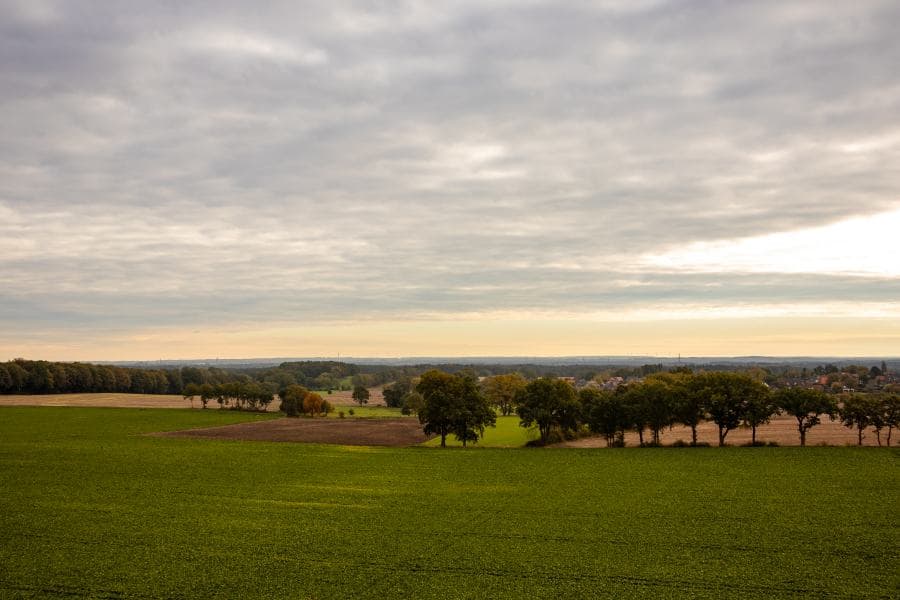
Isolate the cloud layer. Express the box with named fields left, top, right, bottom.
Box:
left=2, top=1, right=899, bottom=358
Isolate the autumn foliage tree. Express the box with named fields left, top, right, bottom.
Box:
left=481, top=373, right=527, bottom=416
left=279, top=385, right=309, bottom=417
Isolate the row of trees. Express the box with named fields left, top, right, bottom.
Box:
left=182, top=381, right=342, bottom=416
left=523, top=372, right=900, bottom=447
left=837, top=393, right=900, bottom=446
left=1, top=360, right=179, bottom=395
left=413, top=369, right=900, bottom=448
left=182, top=382, right=276, bottom=411
left=0, top=360, right=258, bottom=395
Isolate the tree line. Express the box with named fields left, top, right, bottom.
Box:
left=415, top=370, right=900, bottom=447
left=0, top=359, right=189, bottom=395
left=575, top=374, right=899, bottom=447
left=0, top=359, right=349, bottom=397
left=181, top=382, right=275, bottom=411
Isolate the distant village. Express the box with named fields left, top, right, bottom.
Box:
left=570, top=362, right=898, bottom=395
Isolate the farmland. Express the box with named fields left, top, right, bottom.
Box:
left=1, top=407, right=898, bottom=599
left=423, top=415, right=538, bottom=447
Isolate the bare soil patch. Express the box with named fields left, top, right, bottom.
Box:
left=0, top=390, right=386, bottom=410
left=557, top=415, right=889, bottom=448
left=319, top=387, right=386, bottom=407
left=157, top=417, right=430, bottom=446
left=0, top=393, right=200, bottom=409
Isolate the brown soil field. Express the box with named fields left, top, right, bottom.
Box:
left=319, top=387, right=386, bottom=406
left=557, top=414, right=892, bottom=448
left=0, top=393, right=200, bottom=409
left=0, top=389, right=387, bottom=410
left=157, top=417, right=430, bottom=446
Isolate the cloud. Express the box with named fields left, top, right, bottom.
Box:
left=183, top=29, right=328, bottom=65
left=640, top=208, right=900, bottom=278
left=1, top=0, right=899, bottom=357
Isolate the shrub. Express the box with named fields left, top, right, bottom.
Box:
left=338, top=411, right=345, bottom=419
left=348, top=408, right=355, bottom=416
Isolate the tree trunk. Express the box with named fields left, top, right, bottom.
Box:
left=691, top=424, right=697, bottom=446
left=797, top=417, right=806, bottom=447
left=718, top=426, right=726, bottom=447
left=858, top=426, right=864, bottom=446
left=440, top=432, right=446, bottom=448
left=637, top=429, right=644, bottom=446
left=887, top=426, right=893, bottom=447
left=751, top=424, right=757, bottom=445
left=652, top=428, right=660, bottom=445
left=875, top=429, right=882, bottom=446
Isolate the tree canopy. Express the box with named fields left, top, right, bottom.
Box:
left=774, top=388, right=837, bottom=446
left=416, top=370, right=496, bottom=447
left=516, top=377, right=580, bottom=445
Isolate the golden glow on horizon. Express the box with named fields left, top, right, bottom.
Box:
left=4, top=314, right=900, bottom=362
left=5, top=211, right=899, bottom=362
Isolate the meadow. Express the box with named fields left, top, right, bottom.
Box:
left=0, top=407, right=897, bottom=599
left=423, top=415, right=538, bottom=447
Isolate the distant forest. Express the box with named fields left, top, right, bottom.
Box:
left=0, top=358, right=893, bottom=396
left=0, top=359, right=676, bottom=395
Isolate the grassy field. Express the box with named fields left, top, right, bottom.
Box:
left=1, top=407, right=897, bottom=599
left=423, top=415, right=539, bottom=447
left=330, top=405, right=406, bottom=418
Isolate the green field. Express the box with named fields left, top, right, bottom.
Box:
left=1, top=407, right=897, bottom=599
left=423, top=415, right=539, bottom=447
left=329, top=405, right=407, bottom=418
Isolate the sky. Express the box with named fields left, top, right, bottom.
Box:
left=2, top=0, right=899, bottom=361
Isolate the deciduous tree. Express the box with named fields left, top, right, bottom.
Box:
left=621, top=379, right=674, bottom=445
left=481, top=373, right=526, bottom=416
left=580, top=388, right=628, bottom=447
left=182, top=382, right=200, bottom=408
left=303, top=392, right=325, bottom=417
left=774, top=388, right=836, bottom=446
left=352, top=385, right=370, bottom=407
left=882, top=393, right=900, bottom=446
left=416, top=370, right=496, bottom=447
left=839, top=393, right=877, bottom=445
left=741, top=385, right=777, bottom=445
left=278, top=385, right=308, bottom=417
left=516, top=377, right=580, bottom=445
left=695, top=372, right=766, bottom=446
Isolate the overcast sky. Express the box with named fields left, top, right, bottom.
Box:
left=2, top=0, right=899, bottom=360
